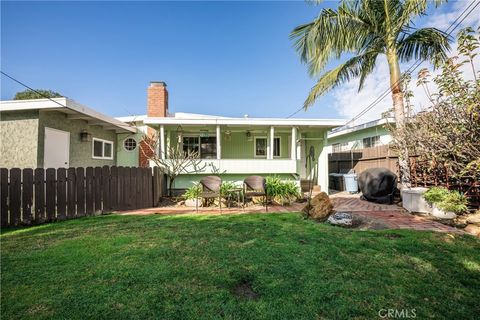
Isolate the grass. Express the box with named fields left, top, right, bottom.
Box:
left=1, top=213, right=479, bottom=319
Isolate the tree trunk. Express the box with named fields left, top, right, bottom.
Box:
left=387, top=50, right=411, bottom=188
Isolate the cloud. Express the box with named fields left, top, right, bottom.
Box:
left=329, top=0, right=480, bottom=125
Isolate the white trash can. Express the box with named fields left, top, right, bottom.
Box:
left=343, top=174, right=358, bottom=194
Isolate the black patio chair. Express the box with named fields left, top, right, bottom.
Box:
left=198, top=176, right=222, bottom=212
left=243, top=175, right=268, bottom=212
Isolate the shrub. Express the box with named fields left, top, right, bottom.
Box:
left=220, top=181, right=237, bottom=198
left=423, top=187, right=449, bottom=204
left=184, top=184, right=201, bottom=200
left=437, top=191, right=468, bottom=214
left=423, top=187, right=468, bottom=214
left=266, top=176, right=301, bottom=205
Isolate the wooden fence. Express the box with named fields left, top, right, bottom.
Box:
left=328, top=145, right=399, bottom=176
left=0, top=166, right=166, bottom=227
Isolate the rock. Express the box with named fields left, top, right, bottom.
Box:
left=327, top=212, right=356, bottom=227
left=466, top=212, right=480, bottom=225
left=302, top=192, right=334, bottom=221
left=464, top=224, right=480, bottom=238
left=185, top=199, right=201, bottom=207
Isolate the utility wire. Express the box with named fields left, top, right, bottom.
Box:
left=287, top=0, right=480, bottom=122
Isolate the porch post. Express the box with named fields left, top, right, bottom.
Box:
left=318, top=131, right=329, bottom=194
left=216, top=125, right=221, bottom=160
left=291, top=127, right=296, bottom=160
left=296, top=131, right=302, bottom=160
left=269, top=126, right=275, bottom=159
left=160, top=125, right=165, bottom=160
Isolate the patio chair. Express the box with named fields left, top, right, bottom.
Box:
left=198, top=176, right=222, bottom=212
left=243, top=175, right=268, bottom=212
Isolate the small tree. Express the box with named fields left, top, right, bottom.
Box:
left=390, top=27, right=480, bottom=181
left=14, top=89, right=62, bottom=100
left=140, top=133, right=206, bottom=196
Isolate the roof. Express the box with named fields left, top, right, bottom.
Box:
left=1, top=98, right=136, bottom=133
left=140, top=113, right=346, bottom=128
left=327, top=118, right=394, bottom=138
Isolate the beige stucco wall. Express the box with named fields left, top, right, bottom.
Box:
left=0, top=110, right=40, bottom=168
left=38, top=110, right=117, bottom=167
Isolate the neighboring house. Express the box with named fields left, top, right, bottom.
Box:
left=119, top=81, right=346, bottom=193
left=0, top=98, right=137, bottom=168
left=325, top=118, right=394, bottom=153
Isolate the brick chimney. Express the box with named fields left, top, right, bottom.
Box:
left=147, top=81, right=168, bottom=117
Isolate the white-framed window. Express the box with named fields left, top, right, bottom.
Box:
left=332, top=142, right=348, bottom=153
left=362, top=136, right=381, bottom=148
left=181, top=136, right=217, bottom=159
left=255, top=136, right=281, bottom=157
left=92, top=138, right=114, bottom=160
left=123, top=137, right=137, bottom=151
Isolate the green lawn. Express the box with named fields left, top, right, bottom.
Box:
left=1, top=213, right=479, bottom=320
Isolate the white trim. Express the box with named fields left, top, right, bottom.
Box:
left=123, top=137, right=138, bottom=152
left=216, top=125, right=221, bottom=160
left=291, top=127, right=296, bottom=160
left=0, top=98, right=136, bottom=133
left=327, top=118, right=394, bottom=138
left=254, top=136, right=268, bottom=158
left=92, top=137, right=114, bottom=160
left=160, top=125, right=165, bottom=160
left=273, top=136, right=281, bottom=158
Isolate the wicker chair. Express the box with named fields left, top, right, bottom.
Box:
left=198, top=176, right=222, bottom=212
left=243, top=175, right=268, bottom=212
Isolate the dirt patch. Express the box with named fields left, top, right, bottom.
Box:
left=231, top=278, right=260, bottom=300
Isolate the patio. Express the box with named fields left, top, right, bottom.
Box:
left=116, top=192, right=460, bottom=233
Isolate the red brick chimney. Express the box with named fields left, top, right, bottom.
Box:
left=147, top=81, right=168, bottom=117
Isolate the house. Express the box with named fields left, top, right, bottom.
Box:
left=120, top=81, right=346, bottom=193
left=0, top=98, right=137, bottom=168
left=325, top=118, right=394, bottom=153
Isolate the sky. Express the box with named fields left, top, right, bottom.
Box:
left=1, top=1, right=479, bottom=123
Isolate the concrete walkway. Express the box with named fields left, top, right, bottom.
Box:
left=116, top=193, right=460, bottom=233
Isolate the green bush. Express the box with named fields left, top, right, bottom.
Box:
left=266, top=176, right=301, bottom=205
left=437, top=191, right=468, bottom=213
left=423, top=187, right=449, bottom=204
left=424, top=187, right=468, bottom=214
left=220, top=181, right=237, bottom=198
left=184, top=184, right=201, bottom=200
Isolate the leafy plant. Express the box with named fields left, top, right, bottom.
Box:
left=437, top=191, right=468, bottom=214
left=423, top=187, right=449, bottom=204
left=266, top=176, right=301, bottom=205
left=184, top=184, right=201, bottom=200
left=220, top=181, right=237, bottom=198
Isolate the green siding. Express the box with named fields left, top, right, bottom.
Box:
left=327, top=125, right=390, bottom=147
left=0, top=110, right=40, bottom=168
left=38, top=110, right=117, bottom=167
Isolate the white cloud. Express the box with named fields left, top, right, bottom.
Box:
left=330, top=0, right=480, bottom=125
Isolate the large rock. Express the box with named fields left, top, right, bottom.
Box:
left=327, top=212, right=362, bottom=228
left=358, top=168, right=397, bottom=204
left=302, top=192, right=334, bottom=221
left=465, top=224, right=480, bottom=238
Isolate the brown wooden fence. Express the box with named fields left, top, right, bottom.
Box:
left=328, top=145, right=399, bottom=176
left=0, top=166, right=166, bottom=227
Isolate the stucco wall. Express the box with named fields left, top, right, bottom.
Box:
left=0, top=110, right=40, bottom=168
left=38, top=110, right=117, bottom=167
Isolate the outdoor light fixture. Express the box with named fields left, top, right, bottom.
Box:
left=176, top=125, right=184, bottom=143
left=80, top=129, right=92, bottom=142
left=224, top=130, right=231, bottom=141
left=246, top=130, right=252, bottom=141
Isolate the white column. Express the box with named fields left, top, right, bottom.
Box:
left=291, top=127, right=296, bottom=160
left=166, top=130, right=170, bottom=159
left=159, top=125, right=165, bottom=160
left=296, top=132, right=301, bottom=160
left=216, top=125, right=221, bottom=160
left=317, top=131, right=329, bottom=194
left=269, top=126, right=275, bottom=159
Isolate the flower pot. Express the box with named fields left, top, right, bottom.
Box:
left=401, top=187, right=432, bottom=213
left=431, top=204, right=457, bottom=219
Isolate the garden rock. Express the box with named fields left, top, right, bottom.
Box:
left=327, top=212, right=356, bottom=227
left=465, top=224, right=480, bottom=238
left=302, top=192, right=334, bottom=221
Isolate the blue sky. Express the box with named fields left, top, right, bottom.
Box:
left=1, top=1, right=477, bottom=121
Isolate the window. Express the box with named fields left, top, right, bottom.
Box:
left=123, top=137, right=137, bottom=151
left=273, top=137, right=281, bottom=157
left=332, top=142, right=348, bottom=153
left=182, top=136, right=217, bottom=158
left=92, top=138, right=114, bottom=160
left=362, top=136, right=381, bottom=148
left=255, top=137, right=280, bottom=157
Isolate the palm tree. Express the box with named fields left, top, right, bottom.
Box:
left=291, top=0, right=450, bottom=187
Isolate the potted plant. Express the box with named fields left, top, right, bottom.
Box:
left=184, top=184, right=202, bottom=207
left=423, top=187, right=468, bottom=219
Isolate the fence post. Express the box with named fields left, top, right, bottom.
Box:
left=67, top=168, right=76, bottom=218
left=1, top=168, right=9, bottom=227
left=45, top=168, right=56, bottom=222
left=76, top=167, right=85, bottom=216
left=85, top=167, right=94, bottom=215
left=57, top=168, right=67, bottom=220
left=22, top=168, right=34, bottom=224
left=34, top=168, right=45, bottom=223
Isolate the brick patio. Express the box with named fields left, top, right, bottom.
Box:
left=116, top=193, right=461, bottom=233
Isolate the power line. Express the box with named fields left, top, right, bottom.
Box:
left=287, top=0, right=480, bottom=122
